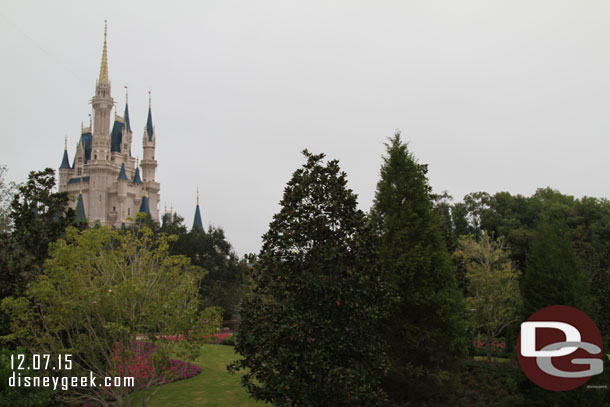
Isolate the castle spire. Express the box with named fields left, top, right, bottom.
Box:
left=124, top=86, right=131, bottom=132
left=99, top=21, right=109, bottom=85
left=193, top=189, right=203, bottom=232
left=146, top=96, right=154, bottom=142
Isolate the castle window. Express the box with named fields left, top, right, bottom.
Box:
left=78, top=157, right=82, bottom=163
left=128, top=208, right=130, bottom=216
left=113, top=206, right=116, bottom=212
left=77, top=168, right=82, bottom=176
left=94, top=154, right=97, bottom=160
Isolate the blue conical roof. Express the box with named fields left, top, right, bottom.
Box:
left=75, top=194, right=86, bottom=222
left=110, top=120, right=124, bottom=153
left=60, top=149, right=71, bottom=169
left=193, top=205, right=203, bottom=231
left=138, top=196, right=150, bottom=215
left=124, top=103, right=132, bottom=132
left=132, top=167, right=143, bottom=184
left=117, top=163, right=129, bottom=181
left=146, top=107, right=154, bottom=141
left=162, top=212, right=172, bottom=227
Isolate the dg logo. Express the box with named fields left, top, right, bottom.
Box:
left=517, top=305, right=603, bottom=391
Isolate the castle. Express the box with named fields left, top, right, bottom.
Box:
left=58, top=24, right=160, bottom=227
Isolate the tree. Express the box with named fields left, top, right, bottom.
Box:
left=177, top=227, right=245, bottom=321
left=229, top=151, right=392, bottom=407
left=160, top=213, right=246, bottom=322
left=10, top=168, right=74, bottom=265
left=0, top=165, right=17, bottom=234
left=371, top=133, right=467, bottom=402
left=454, top=234, right=521, bottom=362
left=520, top=215, right=593, bottom=319
left=2, top=225, right=222, bottom=406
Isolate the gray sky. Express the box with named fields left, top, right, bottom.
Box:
left=2, top=1, right=610, bottom=256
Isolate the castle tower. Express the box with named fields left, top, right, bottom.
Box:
left=59, top=136, right=71, bottom=188
left=58, top=23, right=161, bottom=227
left=141, top=93, right=160, bottom=221
left=142, top=94, right=157, bottom=182
left=91, top=21, right=113, bottom=159
left=88, top=21, right=115, bottom=223
left=193, top=188, right=203, bottom=232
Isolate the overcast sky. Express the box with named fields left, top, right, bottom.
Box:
left=2, top=1, right=610, bottom=256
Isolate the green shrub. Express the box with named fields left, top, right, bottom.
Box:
left=0, top=347, right=53, bottom=407
left=220, top=336, right=235, bottom=346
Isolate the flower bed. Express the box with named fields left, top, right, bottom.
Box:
left=472, top=338, right=507, bottom=357
left=159, top=332, right=233, bottom=344
left=113, top=342, right=202, bottom=390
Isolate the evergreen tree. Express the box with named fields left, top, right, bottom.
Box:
left=371, top=133, right=467, bottom=402
left=229, top=151, right=392, bottom=407
left=10, top=168, right=74, bottom=266
left=521, top=215, right=592, bottom=318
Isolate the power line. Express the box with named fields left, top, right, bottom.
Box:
left=0, top=12, right=89, bottom=89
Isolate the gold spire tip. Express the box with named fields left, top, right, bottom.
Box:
left=148, top=91, right=151, bottom=108
left=196, top=187, right=200, bottom=206
left=125, top=85, right=128, bottom=104
left=64, top=135, right=68, bottom=150
left=99, top=21, right=109, bottom=85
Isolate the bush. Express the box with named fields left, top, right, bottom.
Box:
left=0, top=347, right=53, bottom=407
left=220, top=336, right=235, bottom=346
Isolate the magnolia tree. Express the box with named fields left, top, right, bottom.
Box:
left=2, top=224, right=221, bottom=406
left=230, top=151, right=392, bottom=406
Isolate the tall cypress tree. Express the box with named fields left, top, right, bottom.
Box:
left=521, top=215, right=592, bottom=318
left=230, top=151, right=392, bottom=406
left=371, top=133, right=467, bottom=401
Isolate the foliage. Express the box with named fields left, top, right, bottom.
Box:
left=230, top=150, right=392, bottom=406
left=10, top=168, right=75, bottom=265
left=520, top=215, right=593, bottom=319
left=2, top=225, right=222, bottom=406
left=0, top=168, right=73, bottom=341
left=157, top=212, right=247, bottom=322
left=0, top=165, right=18, bottom=234
left=0, top=235, right=36, bottom=338
left=0, top=347, right=54, bottom=407
left=370, top=133, right=467, bottom=402
left=112, top=342, right=202, bottom=390
left=219, top=336, right=235, bottom=346
left=449, top=189, right=610, bottom=344
left=173, top=225, right=246, bottom=321
left=455, top=234, right=521, bottom=361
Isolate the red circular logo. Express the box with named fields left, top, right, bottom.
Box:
left=517, top=305, right=603, bottom=391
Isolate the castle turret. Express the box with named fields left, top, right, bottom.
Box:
left=59, top=136, right=71, bottom=187
left=75, top=193, right=87, bottom=223
left=138, top=194, right=151, bottom=216
left=132, top=165, right=143, bottom=184
left=141, top=93, right=160, bottom=222
left=123, top=90, right=133, bottom=159
left=193, top=188, right=203, bottom=232
left=141, top=94, right=157, bottom=182
left=91, top=21, right=113, bottom=161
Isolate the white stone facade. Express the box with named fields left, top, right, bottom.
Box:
left=58, top=25, right=160, bottom=226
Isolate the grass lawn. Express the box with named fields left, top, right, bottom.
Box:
left=473, top=355, right=510, bottom=363
left=129, top=344, right=267, bottom=407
